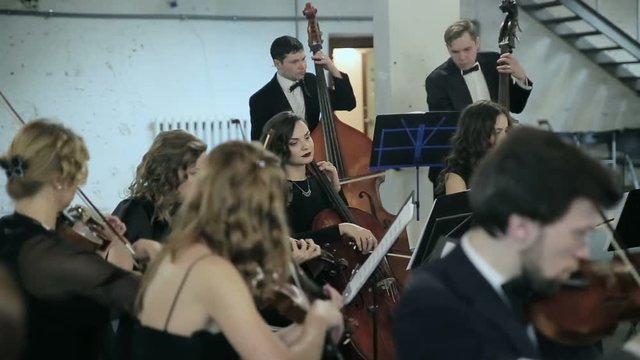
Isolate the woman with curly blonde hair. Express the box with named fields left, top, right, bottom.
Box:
left=0, top=119, right=149, bottom=360
left=109, top=130, right=206, bottom=360
left=435, top=100, right=512, bottom=197
left=134, top=141, right=343, bottom=360
left=113, top=130, right=206, bottom=243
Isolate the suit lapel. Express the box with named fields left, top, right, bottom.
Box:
left=267, top=74, right=293, bottom=112
left=444, top=247, right=540, bottom=359
left=445, top=59, right=473, bottom=110
left=302, top=73, right=318, bottom=124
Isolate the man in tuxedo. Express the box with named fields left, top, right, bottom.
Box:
left=393, top=126, right=640, bottom=359
left=425, top=19, right=532, bottom=113
left=426, top=19, right=533, bottom=187
left=249, top=35, right=356, bottom=140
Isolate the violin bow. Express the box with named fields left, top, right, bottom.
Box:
left=597, top=207, right=640, bottom=285
left=0, top=89, right=138, bottom=259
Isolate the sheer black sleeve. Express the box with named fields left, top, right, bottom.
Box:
left=18, top=235, right=139, bottom=315
left=113, top=198, right=170, bottom=243
left=113, top=198, right=154, bottom=243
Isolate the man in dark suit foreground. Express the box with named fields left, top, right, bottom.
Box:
left=249, top=35, right=355, bottom=140
left=393, top=126, right=640, bottom=360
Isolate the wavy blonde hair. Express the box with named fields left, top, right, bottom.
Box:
left=127, top=130, right=206, bottom=223
left=0, top=119, right=89, bottom=200
left=137, top=141, right=291, bottom=310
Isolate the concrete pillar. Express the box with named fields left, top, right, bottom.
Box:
left=373, top=0, right=460, bottom=248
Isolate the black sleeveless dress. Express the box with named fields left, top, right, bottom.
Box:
left=132, top=256, right=239, bottom=360
left=133, top=326, right=239, bottom=359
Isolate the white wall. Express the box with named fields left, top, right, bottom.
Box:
left=0, top=0, right=373, bottom=214
left=2, top=0, right=640, bottom=216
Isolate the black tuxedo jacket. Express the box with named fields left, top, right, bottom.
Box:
left=249, top=72, right=356, bottom=140
left=393, top=245, right=540, bottom=360
left=425, top=51, right=532, bottom=114
left=393, top=245, right=635, bottom=360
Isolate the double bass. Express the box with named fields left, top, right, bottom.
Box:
left=302, top=3, right=412, bottom=285
left=301, top=5, right=405, bottom=359
left=498, top=0, right=519, bottom=111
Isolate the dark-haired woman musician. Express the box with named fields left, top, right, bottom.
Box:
left=435, top=100, right=512, bottom=197
left=261, top=111, right=377, bottom=253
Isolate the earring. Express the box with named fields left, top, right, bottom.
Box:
left=56, top=184, right=62, bottom=190
left=251, top=266, right=265, bottom=288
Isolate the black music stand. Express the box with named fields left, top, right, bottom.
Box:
left=370, top=111, right=460, bottom=221
left=407, top=190, right=471, bottom=270
left=607, top=189, right=640, bottom=251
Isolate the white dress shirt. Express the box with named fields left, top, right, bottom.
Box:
left=462, top=62, right=532, bottom=104
left=462, top=63, right=491, bottom=103
left=276, top=73, right=306, bottom=118
left=460, top=233, right=539, bottom=350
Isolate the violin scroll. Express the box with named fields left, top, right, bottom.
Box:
left=303, top=3, right=323, bottom=53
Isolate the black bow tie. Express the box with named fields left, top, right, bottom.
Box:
left=462, top=63, right=480, bottom=76
left=501, top=276, right=531, bottom=325
left=289, top=79, right=310, bottom=97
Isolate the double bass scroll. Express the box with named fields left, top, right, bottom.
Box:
left=498, top=0, right=520, bottom=111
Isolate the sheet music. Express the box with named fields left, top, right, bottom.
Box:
left=342, top=193, right=415, bottom=305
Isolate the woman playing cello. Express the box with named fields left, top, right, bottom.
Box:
left=261, top=111, right=378, bottom=254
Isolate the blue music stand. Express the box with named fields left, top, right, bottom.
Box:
left=369, top=111, right=460, bottom=220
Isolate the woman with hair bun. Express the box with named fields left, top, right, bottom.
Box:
left=0, top=119, right=154, bottom=360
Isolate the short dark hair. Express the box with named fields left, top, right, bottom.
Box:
left=470, top=126, right=621, bottom=236
left=444, top=19, right=479, bottom=46
left=270, top=36, right=304, bottom=61
left=260, top=111, right=307, bottom=162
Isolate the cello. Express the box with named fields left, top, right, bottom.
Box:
left=308, top=159, right=401, bottom=360
left=302, top=2, right=412, bottom=285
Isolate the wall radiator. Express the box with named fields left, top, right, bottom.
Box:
left=154, top=117, right=250, bottom=150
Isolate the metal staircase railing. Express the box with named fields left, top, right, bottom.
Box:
left=520, top=0, right=640, bottom=94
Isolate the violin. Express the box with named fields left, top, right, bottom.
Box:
left=56, top=205, right=112, bottom=252
left=530, top=208, right=640, bottom=345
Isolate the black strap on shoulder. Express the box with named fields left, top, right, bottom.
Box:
left=163, top=254, right=210, bottom=330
